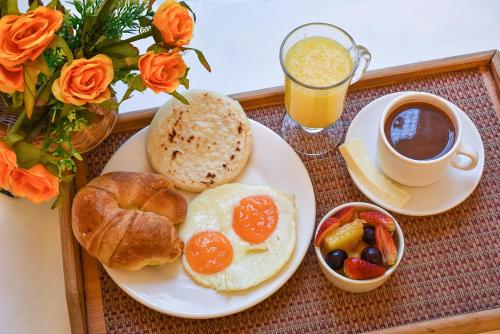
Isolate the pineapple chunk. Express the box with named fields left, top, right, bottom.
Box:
left=322, top=220, right=363, bottom=253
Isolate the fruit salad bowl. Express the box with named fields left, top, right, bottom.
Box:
left=314, top=202, right=405, bottom=293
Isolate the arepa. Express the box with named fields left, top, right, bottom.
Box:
left=147, top=90, right=252, bottom=192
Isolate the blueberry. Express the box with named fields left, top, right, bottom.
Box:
left=361, top=246, right=382, bottom=265
left=325, top=249, right=347, bottom=270
left=363, top=225, right=376, bottom=245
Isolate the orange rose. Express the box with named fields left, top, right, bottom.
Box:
left=0, top=141, right=17, bottom=190
left=153, top=0, right=193, bottom=47
left=10, top=164, right=59, bottom=204
left=138, top=51, right=187, bottom=93
left=52, top=54, right=114, bottom=106
left=0, top=63, right=23, bottom=93
left=0, top=7, right=63, bottom=67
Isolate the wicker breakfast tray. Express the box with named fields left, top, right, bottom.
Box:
left=59, top=50, right=500, bottom=334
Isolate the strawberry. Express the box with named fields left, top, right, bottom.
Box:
left=359, top=211, right=396, bottom=233
left=375, top=225, right=398, bottom=265
left=315, top=216, right=341, bottom=246
left=315, top=206, right=355, bottom=247
left=344, top=257, right=386, bottom=280
left=334, top=206, right=355, bottom=225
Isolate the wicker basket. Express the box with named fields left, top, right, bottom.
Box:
left=0, top=101, right=118, bottom=154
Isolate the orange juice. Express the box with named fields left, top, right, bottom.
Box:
left=284, top=36, right=353, bottom=129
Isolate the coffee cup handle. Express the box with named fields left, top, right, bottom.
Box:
left=451, top=143, right=478, bottom=171
left=350, top=45, right=371, bottom=85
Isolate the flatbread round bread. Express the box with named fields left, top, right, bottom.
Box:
left=147, top=90, right=252, bottom=192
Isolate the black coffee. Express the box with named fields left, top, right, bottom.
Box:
left=384, top=102, right=455, bottom=160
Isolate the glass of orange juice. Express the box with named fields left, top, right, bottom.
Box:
left=280, top=23, right=371, bottom=155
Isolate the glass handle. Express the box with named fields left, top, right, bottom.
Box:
left=350, top=45, right=371, bottom=84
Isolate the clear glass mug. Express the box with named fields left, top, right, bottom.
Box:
left=279, top=23, right=371, bottom=155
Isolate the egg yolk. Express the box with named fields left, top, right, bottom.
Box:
left=185, top=230, right=233, bottom=275
left=232, top=195, right=278, bottom=244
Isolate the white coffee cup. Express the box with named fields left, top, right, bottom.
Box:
left=377, top=92, right=478, bottom=187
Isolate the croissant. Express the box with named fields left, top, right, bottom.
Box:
left=72, top=172, right=187, bottom=271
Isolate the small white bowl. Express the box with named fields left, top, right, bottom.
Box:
left=314, top=202, right=404, bottom=293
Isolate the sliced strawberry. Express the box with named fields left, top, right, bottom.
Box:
left=344, top=257, right=386, bottom=280
left=315, top=216, right=341, bottom=246
left=375, top=225, right=398, bottom=265
left=359, top=211, right=396, bottom=233
left=333, top=206, right=355, bottom=225
left=315, top=206, right=355, bottom=247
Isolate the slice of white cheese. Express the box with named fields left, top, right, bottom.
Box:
left=339, top=138, right=410, bottom=208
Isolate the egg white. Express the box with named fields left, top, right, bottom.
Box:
left=179, top=183, right=296, bottom=291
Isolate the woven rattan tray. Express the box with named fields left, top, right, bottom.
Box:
left=59, top=50, right=500, bottom=334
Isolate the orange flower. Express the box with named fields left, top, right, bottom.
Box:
left=52, top=54, right=114, bottom=106
left=153, top=0, right=193, bottom=47
left=0, top=63, right=23, bottom=93
left=10, top=164, right=59, bottom=204
left=0, top=7, right=63, bottom=67
left=0, top=141, right=17, bottom=190
left=138, top=51, right=187, bottom=93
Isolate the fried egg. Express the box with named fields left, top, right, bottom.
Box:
left=179, top=183, right=296, bottom=291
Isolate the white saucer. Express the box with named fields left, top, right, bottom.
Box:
left=344, top=92, right=485, bottom=216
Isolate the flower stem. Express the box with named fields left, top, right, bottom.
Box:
left=118, top=30, right=153, bottom=44
left=8, top=110, right=26, bottom=136
left=26, top=111, right=49, bottom=142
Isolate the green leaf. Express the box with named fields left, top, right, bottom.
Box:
left=3, top=0, right=19, bottom=15
left=170, top=91, right=189, bottom=105
left=147, top=44, right=170, bottom=54
left=94, top=0, right=120, bottom=34
left=112, top=56, right=138, bottom=70
left=29, top=0, right=40, bottom=11
left=179, top=68, right=190, bottom=89
left=179, top=77, right=189, bottom=89
left=94, top=37, right=119, bottom=49
left=23, top=66, right=39, bottom=119
left=121, top=88, right=135, bottom=103
left=47, top=0, right=60, bottom=9
left=81, top=16, right=95, bottom=49
left=50, top=36, right=74, bottom=63
left=94, top=35, right=107, bottom=46
left=75, top=48, right=85, bottom=59
left=3, top=134, right=23, bottom=147
left=73, top=0, right=83, bottom=13
left=13, top=142, right=55, bottom=169
left=138, top=16, right=152, bottom=27
left=98, top=41, right=139, bottom=58
left=121, top=75, right=146, bottom=103
left=183, top=47, right=211, bottom=72
left=26, top=56, right=50, bottom=76
left=179, top=1, right=196, bottom=22
left=97, top=99, right=119, bottom=111
left=36, top=76, right=56, bottom=106
left=152, top=26, right=164, bottom=44
left=45, top=162, right=60, bottom=177
left=128, top=75, right=147, bottom=92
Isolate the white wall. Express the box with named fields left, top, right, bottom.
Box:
left=118, top=0, right=500, bottom=112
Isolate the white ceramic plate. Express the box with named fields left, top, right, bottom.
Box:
left=345, top=92, right=484, bottom=216
left=101, top=119, right=316, bottom=318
